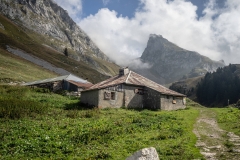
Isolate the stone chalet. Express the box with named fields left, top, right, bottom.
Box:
left=81, top=68, right=186, bottom=110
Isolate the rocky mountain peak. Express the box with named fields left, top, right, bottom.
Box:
left=141, top=34, right=185, bottom=64
left=0, top=0, right=118, bottom=76
left=0, top=0, right=108, bottom=60
left=147, top=34, right=169, bottom=49
left=135, top=34, right=225, bottom=84
left=149, top=34, right=163, bottom=38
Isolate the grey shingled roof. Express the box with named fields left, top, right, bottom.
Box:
left=22, top=74, right=88, bottom=86
left=84, top=71, right=185, bottom=97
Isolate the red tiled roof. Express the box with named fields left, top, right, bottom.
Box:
left=68, top=80, right=93, bottom=89
left=84, top=71, right=185, bottom=97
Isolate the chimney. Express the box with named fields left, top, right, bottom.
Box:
left=119, top=67, right=129, bottom=76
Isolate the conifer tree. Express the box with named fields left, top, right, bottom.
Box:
left=64, top=48, right=68, bottom=57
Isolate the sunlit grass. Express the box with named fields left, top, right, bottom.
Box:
left=214, top=107, right=240, bottom=136
left=0, top=49, right=57, bottom=83
left=0, top=85, right=203, bottom=159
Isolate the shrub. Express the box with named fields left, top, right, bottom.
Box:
left=32, top=87, right=50, bottom=93
left=0, top=85, right=30, bottom=99
left=0, top=98, right=48, bottom=119
left=66, top=110, right=79, bottom=119
left=79, top=107, right=100, bottom=118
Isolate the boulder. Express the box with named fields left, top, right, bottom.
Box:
left=126, top=147, right=159, bottom=160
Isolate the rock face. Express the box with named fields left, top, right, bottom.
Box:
left=0, top=0, right=115, bottom=75
left=0, top=22, right=4, bottom=30
left=126, top=147, right=159, bottom=160
left=135, top=34, right=225, bottom=84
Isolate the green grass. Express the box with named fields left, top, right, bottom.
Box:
left=0, top=48, right=57, bottom=83
left=0, top=85, right=79, bottom=119
left=0, top=86, right=202, bottom=159
left=0, top=85, right=203, bottom=159
left=214, top=107, right=240, bottom=136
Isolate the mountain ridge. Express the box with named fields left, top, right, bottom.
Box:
left=134, top=34, right=225, bottom=84
left=0, top=0, right=119, bottom=77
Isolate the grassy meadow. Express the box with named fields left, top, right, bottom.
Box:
left=214, top=107, right=240, bottom=136
left=0, top=85, right=203, bottom=159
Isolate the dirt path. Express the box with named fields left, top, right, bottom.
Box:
left=193, top=107, right=240, bottom=160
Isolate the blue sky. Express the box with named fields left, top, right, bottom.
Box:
left=81, top=0, right=140, bottom=18
left=81, top=0, right=224, bottom=19
left=54, top=0, right=240, bottom=67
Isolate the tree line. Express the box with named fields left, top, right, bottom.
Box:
left=196, top=64, right=240, bottom=107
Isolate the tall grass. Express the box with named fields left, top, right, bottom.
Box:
left=0, top=85, right=78, bottom=119
left=0, top=99, right=48, bottom=119
left=0, top=85, right=49, bottom=119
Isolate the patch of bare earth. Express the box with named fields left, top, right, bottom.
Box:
left=193, top=108, right=240, bottom=160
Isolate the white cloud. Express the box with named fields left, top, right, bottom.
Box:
left=79, top=0, right=240, bottom=66
left=53, top=0, right=82, bottom=22
left=211, top=0, right=240, bottom=63
left=102, top=0, right=110, bottom=6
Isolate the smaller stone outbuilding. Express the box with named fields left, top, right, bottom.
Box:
left=23, top=74, right=92, bottom=93
left=81, top=68, right=186, bottom=110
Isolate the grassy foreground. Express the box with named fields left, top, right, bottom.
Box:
left=214, top=107, right=240, bottom=136
left=0, top=85, right=202, bottom=159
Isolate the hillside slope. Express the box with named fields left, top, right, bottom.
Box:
left=134, top=34, right=225, bottom=84
left=0, top=14, right=116, bottom=83
left=169, top=76, right=203, bottom=101
left=0, top=0, right=119, bottom=83
left=0, top=48, right=57, bottom=84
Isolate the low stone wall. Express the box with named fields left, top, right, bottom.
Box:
left=81, top=90, right=99, bottom=107
left=98, top=90, right=124, bottom=108
left=160, top=95, right=186, bottom=110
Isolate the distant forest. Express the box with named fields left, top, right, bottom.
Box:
left=196, top=64, right=240, bottom=107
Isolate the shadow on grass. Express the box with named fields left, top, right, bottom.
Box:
left=64, top=102, right=95, bottom=110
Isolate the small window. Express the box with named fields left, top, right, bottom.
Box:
left=111, top=92, right=115, bottom=100
left=104, top=91, right=116, bottom=100
left=104, top=91, right=111, bottom=100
